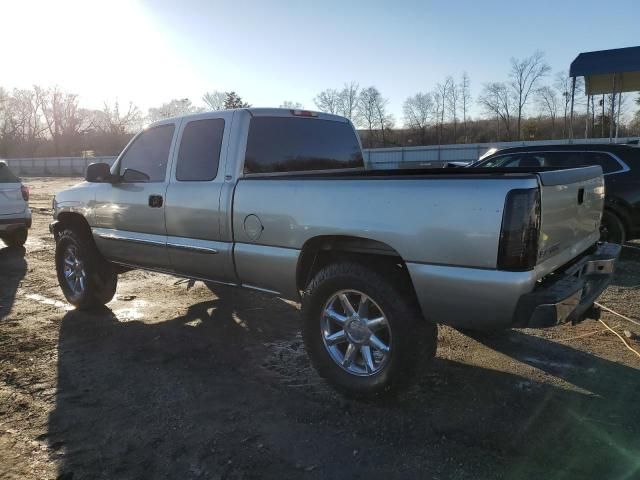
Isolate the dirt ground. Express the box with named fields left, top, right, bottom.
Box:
left=1, top=177, right=639, bottom=480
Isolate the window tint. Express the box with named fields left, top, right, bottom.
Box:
left=481, top=154, right=535, bottom=167
left=0, top=163, right=19, bottom=183
left=482, top=151, right=583, bottom=168
left=583, top=152, right=622, bottom=174
left=529, top=152, right=582, bottom=168
left=119, top=124, right=175, bottom=182
left=244, top=117, right=363, bottom=174
left=176, top=119, right=225, bottom=181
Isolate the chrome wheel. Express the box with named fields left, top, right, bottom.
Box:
left=321, top=289, right=392, bottom=376
left=62, top=245, right=87, bottom=295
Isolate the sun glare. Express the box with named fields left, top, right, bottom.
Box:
left=1, top=0, right=191, bottom=108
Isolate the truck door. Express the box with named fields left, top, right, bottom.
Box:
left=92, top=121, right=177, bottom=270
left=164, top=112, right=235, bottom=284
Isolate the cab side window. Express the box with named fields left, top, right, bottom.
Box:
left=583, top=152, right=623, bottom=174
left=176, top=119, right=225, bottom=181
left=528, top=152, right=581, bottom=168
left=485, top=154, right=536, bottom=167
left=119, top=124, right=175, bottom=182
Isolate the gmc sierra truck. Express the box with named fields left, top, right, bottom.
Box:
left=50, top=108, right=620, bottom=396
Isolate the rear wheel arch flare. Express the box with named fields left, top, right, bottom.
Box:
left=296, top=235, right=417, bottom=299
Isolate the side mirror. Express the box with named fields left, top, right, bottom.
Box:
left=85, top=162, right=112, bottom=183
left=121, top=168, right=151, bottom=183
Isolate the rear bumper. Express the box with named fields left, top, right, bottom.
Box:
left=513, top=242, right=621, bottom=328
left=0, top=209, right=32, bottom=233
left=407, top=242, right=620, bottom=331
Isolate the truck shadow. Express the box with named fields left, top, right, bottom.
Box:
left=462, top=328, right=640, bottom=478
left=46, top=287, right=640, bottom=480
left=0, top=245, right=26, bottom=321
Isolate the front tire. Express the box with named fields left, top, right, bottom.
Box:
left=55, top=228, right=117, bottom=309
left=302, top=262, right=436, bottom=398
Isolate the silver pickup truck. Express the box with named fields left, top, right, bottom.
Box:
left=51, top=108, right=620, bottom=396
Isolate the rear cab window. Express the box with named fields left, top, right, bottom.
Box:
left=176, top=119, right=225, bottom=181
left=0, top=163, right=20, bottom=183
left=244, top=117, right=363, bottom=174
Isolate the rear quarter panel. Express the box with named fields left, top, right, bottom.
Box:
left=232, top=176, right=540, bottom=295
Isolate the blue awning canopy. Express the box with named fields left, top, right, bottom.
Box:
left=570, top=46, right=640, bottom=95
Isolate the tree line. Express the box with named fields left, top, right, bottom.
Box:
left=0, top=89, right=252, bottom=158
left=1, top=51, right=639, bottom=157
left=311, top=51, right=639, bottom=148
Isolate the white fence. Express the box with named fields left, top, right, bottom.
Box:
left=3, top=156, right=117, bottom=177
left=3, top=137, right=636, bottom=176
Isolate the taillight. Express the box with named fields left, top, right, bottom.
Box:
left=290, top=109, right=318, bottom=117
left=498, top=188, right=541, bottom=271
left=21, top=185, right=29, bottom=202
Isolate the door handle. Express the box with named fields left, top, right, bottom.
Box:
left=148, top=195, right=163, bottom=208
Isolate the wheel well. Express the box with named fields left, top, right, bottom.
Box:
left=54, top=212, right=92, bottom=239
left=296, top=235, right=417, bottom=298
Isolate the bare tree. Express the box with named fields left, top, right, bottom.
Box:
left=536, top=86, right=559, bottom=139
left=314, top=88, right=341, bottom=114
left=432, top=91, right=443, bottom=144
left=338, top=82, right=359, bottom=121
left=478, top=82, right=514, bottom=140
left=357, top=87, right=377, bottom=144
left=554, top=72, right=584, bottom=138
left=11, top=88, right=48, bottom=146
left=280, top=100, right=303, bottom=109
left=403, top=92, right=434, bottom=145
left=446, top=76, right=459, bottom=141
left=374, top=93, right=393, bottom=146
left=97, top=100, right=142, bottom=134
left=37, top=86, right=98, bottom=154
left=555, top=72, right=572, bottom=138
left=460, top=72, right=471, bottom=143
left=0, top=87, right=16, bottom=156
left=148, top=98, right=201, bottom=122
left=357, top=86, right=392, bottom=147
left=202, top=90, right=226, bottom=110
left=509, top=51, right=551, bottom=139
left=434, top=77, right=453, bottom=143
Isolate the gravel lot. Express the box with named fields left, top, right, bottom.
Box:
left=1, top=177, right=639, bottom=480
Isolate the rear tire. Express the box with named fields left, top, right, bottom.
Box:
left=600, top=210, right=626, bottom=244
left=55, top=228, right=117, bottom=309
left=2, top=228, right=27, bottom=247
left=302, top=262, right=437, bottom=398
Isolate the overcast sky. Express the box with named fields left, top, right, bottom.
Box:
left=2, top=0, right=639, bottom=120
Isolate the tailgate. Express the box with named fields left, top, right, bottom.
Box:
left=536, top=166, right=604, bottom=276
left=0, top=182, right=25, bottom=216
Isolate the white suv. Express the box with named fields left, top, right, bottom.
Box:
left=0, top=162, right=30, bottom=247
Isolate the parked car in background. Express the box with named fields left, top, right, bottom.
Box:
left=473, top=144, right=640, bottom=243
left=0, top=161, right=30, bottom=247
left=50, top=109, right=619, bottom=397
